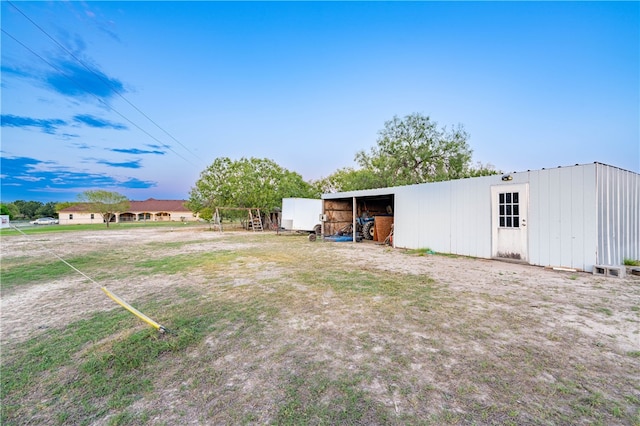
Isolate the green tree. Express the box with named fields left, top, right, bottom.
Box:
left=55, top=201, right=76, bottom=212
left=312, top=167, right=385, bottom=194
left=355, top=113, right=474, bottom=187
left=35, top=201, right=58, bottom=218
left=1, top=203, right=19, bottom=220
left=467, top=161, right=501, bottom=177
left=198, top=206, right=215, bottom=230
left=77, top=190, right=130, bottom=228
left=12, top=200, right=43, bottom=220
left=188, top=157, right=316, bottom=214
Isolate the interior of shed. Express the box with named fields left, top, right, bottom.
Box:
left=322, top=194, right=394, bottom=242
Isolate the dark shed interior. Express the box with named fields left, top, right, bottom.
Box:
left=322, top=194, right=394, bottom=239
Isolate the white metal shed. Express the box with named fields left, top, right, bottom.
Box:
left=321, top=163, right=639, bottom=272
left=281, top=198, right=322, bottom=232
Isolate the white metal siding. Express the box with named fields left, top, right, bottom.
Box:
left=281, top=198, right=322, bottom=231
left=571, top=166, right=593, bottom=269
left=395, top=164, right=606, bottom=270
left=395, top=182, right=451, bottom=252
left=325, top=162, right=638, bottom=272
left=596, top=164, right=640, bottom=265
left=528, top=164, right=598, bottom=271
left=451, top=177, right=494, bottom=258
left=394, top=177, right=494, bottom=258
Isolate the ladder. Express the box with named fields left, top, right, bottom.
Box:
left=248, top=208, right=263, bottom=232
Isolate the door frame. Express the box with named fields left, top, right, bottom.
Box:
left=491, top=183, right=529, bottom=262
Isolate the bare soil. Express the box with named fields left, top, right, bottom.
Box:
left=1, top=226, right=639, bottom=425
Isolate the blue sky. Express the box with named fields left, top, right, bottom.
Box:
left=1, top=1, right=638, bottom=203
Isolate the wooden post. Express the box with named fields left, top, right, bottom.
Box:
left=321, top=199, right=325, bottom=237
left=352, top=196, right=357, bottom=243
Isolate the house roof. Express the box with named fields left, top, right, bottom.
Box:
left=129, top=198, right=190, bottom=212
left=59, top=198, right=191, bottom=213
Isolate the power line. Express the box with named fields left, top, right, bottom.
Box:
left=4, top=0, right=204, bottom=166
left=2, top=28, right=199, bottom=168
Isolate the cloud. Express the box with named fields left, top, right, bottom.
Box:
left=1, top=113, right=127, bottom=136
left=73, top=114, right=127, bottom=130
left=1, top=114, right=66, bottom=134
left=96, top=159, right=142, bottom=169
left=119, top=178, right=156, bottom=189
left=0, top=155, right=156, bottom=201
left=2, top=13, right=124, bottom=101
left=110, top=147, right=165, bottom=155
left=79, top=3, right=121, bottom=42
left=45, top=60, right=125, bottom=100
left=72, top=141, right=93, bottom=149
left=61, top=133, right=80, bottom=140
left=0, top=65, right=33, bottom=79
left=52, top=27, right=87, bottom=57
left=17, top=174, right=46, bottom=182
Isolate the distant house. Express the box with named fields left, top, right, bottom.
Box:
left=58, top=198, right=197, bottom=225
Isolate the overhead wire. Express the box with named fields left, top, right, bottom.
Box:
left=2, top=0, right=200, bottom=167
left=2, top=2, right=194, bottom=335
left=1, top=28, right=199, bottom=169
left=5, top=0, right=203, bottom=165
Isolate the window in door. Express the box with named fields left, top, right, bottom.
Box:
left=498, top=192, right=519, bottom=228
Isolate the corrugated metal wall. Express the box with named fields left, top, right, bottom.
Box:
left=596, top=163, right=640, bottom=265
left=527, top=164, right=598, bottom=271
left=335, top=163, right=639, bottom=271
left=394, top=176, right=495, bottom=258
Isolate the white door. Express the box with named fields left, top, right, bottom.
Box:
left=491, top=184, right=529, bottom=261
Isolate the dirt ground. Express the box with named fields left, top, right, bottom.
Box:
left=3, top=227, right=637, bottom=352
left=1, top=226, right=639, bottom=424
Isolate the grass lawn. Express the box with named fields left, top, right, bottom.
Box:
left=1, top=227, right=639, bottom=425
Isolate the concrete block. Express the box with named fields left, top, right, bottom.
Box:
left=593, top=265, right=626, bottom=278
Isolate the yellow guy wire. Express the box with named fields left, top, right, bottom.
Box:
left=100, top=287, right=165, bottom=332
left=10, top=225, right=167, bottom=333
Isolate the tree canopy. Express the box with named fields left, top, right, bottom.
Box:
left=188, top=157, right=318, bottom=214
left=77, top=190, right=130, bottom=227
left=1, top=202, right=20, bottom=220
left=313, top=113, right=498, bottom=193
left=355, top=113, right=482, bottom=187
left=55, top=201, right=76, bottom=212
left=0, top=200, right=58, bottom=220
left=0, top=204, right=12, bottom=218
left=312, top=167, right=386, bottom=194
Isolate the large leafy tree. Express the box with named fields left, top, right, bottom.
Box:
left=1, top=203, right=20, bottom=220
left=35, top=201, right=58, bottom=218
left=0, top=204, right=12, bottom=218
left=355, top=113, right=474, bottom=187
left=55, top=201, right=76, bottom=212
left=11, top=200, right=43, bottom=220
left=312, top=167, right=385, bottom=194
left=188, top=157, right=317, bottom=214
left=77, top=190, right=130, bottom=228
left=467, top=161, right=501, bottom=178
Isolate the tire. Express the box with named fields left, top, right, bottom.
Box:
left=362, top=221, right=375, bottom=240
left=313, top=224, right=322, bottom=235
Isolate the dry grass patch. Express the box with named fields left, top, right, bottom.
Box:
left=1, top=228, right=639, bottom=425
